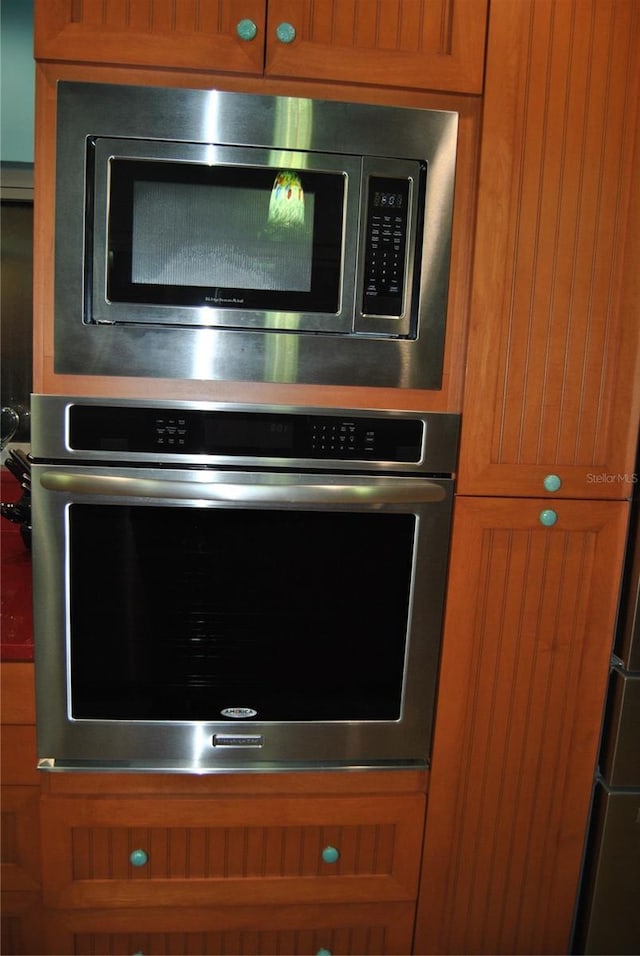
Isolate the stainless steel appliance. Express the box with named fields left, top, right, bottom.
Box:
left=574, top=467, right=640, bottom=954
left=53, top=83, right=458, bottom=388
left=31, top=395, right=459, bottom=773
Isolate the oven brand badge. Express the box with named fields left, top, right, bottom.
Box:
left=221, top=707, right=258, bottom=719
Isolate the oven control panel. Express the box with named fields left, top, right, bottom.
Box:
left=69, top=405, right=425, bottom=463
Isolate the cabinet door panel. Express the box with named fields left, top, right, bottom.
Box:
left=35, top=0, right=267, bottom=74
left=458, top=0, right=640, bottom=497
left=265, top=0, right=488, bottom=92
left=414, top=496, right=629, bottom=954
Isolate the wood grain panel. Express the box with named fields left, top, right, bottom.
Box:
left=41, top=793, right=424, bottom=908
left=265, top=0, right=488, bottom=92
left=68, top=822, right=397, bottom=880
left=0, top=788, right=41, bottom=893
left=0, top=894, right=43, bottom=956
left=414, top=495, right=629, bottom=954
left=35, top=0, right=266, bottom=73
left=458, top=0, right=640, bottom=498
left=44, top=901, right=416, bottom=956
left=0, top=663, right=36, bottom=725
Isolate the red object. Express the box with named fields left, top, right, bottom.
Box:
left=1, top=468, right=34, bottom=660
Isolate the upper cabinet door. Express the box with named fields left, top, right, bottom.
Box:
left=458, top=0, right=640, bottom=499
left=34, top=0, right=268, bottom=74
left=264, top=0, right=489, bottom=92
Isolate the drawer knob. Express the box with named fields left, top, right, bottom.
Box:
left=129, top=848, right=149, bottom=867
left=543, top=474, right=562, bottom=492
left=236, top=18, right=258, bottom=41
left=276, top=21, right=297, bottom=43
left=321, top=845, right=340, bottom=864
left=316, top=950, right=332, bottom=956
left=539, top=509, right=558, bottom=527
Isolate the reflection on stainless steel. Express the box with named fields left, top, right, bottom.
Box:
left=31, top=394, right=460, bottom=773
left=1, top=406, right=19, bottom=449
left=53, top=83, right=458, bottom=389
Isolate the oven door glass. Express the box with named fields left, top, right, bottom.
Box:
left=68, top=503, right=415, bottom=722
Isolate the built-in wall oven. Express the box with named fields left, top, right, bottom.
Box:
left=31, top=395, right=459, bottom=772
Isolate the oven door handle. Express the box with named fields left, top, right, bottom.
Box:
left=39, top=471, right=447, bottom=504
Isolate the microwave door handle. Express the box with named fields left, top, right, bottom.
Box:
left=39, top=471, right=447, bottom=505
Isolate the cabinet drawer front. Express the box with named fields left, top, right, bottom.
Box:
left=41, top=793, right=425, bottom=908
left=44, top=901, right=415, bottom=956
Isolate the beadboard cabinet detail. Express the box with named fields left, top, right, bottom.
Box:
left=457, top=0, right=640, bottom=499
left=35, top=0, right=489, bottom=94
left=0, top=665, right=42, bottom=956
left=40, top=790, right=426, bottom=910
left=415, top=496, right=630, bottom=954
left=43, top=901, right=416, bottom=956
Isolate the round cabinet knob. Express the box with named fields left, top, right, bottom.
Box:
left=543, top=474, right=562, bottom=493
left=275, top=21, right=297, bottom=43
left=316, top=949, right=333, bottom=956
left=236, top=18, right=258, bottom=41
left=321, top=845, right=340, bottom=864
left=129, top=848, right=149, bottom=867
left=539, top=509, right=558, bottom=527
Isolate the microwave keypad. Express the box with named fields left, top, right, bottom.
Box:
left=362, top=176, right=410, bottom=317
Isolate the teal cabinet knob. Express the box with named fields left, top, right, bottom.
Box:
left=236, top=18, right=258, bottom=41
left=321, top=845, right=340, bottom=864
left=543, top=474, right=562, bottom=492
left=539, top=509, right=558, bottom=527
left=276, top=21, right=297, bottom=43
left=129, top=848, right=149, bottom=867
left=316, top=949, right=332, bottom=956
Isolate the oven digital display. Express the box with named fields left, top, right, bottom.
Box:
left=205, top=419, right=294, bottom=451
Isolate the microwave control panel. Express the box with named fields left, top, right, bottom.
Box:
left=362, top=176, right=411, bottom=317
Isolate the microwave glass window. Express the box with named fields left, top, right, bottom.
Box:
left=131, top=181, right=315, bottom=293
left=68, top=504, right=415, bottom=722
left=106, top=160, right=344, bottom=313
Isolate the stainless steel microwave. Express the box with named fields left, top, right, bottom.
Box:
left=53, top=82, right=458, bottom=388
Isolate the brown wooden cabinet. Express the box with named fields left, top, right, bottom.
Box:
left=415, top=495, right=630, bottom=954
left=0, top=664, right=42, bottom=956
left=25, top=1, right=640, bottom=952
left=44, top=901, right=416, bottom=955
left=35, top=0, right=488, bottom=93
left=38, top=771, right=426, bottom=955
left=413, top=2, right=640, bottom=952
left=457, top=0, right=640, bottom=500
left=40, top=789, right=425, bottom=910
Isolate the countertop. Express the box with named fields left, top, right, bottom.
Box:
left=1, top=468, right=33, bottom=660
